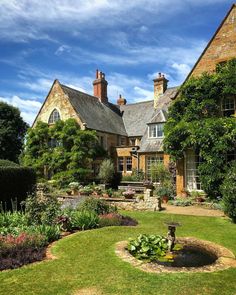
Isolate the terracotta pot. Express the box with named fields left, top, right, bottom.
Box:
left=162, top=195, right=169, bottom=204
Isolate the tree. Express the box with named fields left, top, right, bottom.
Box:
left=22, top=118, right=106, bottom=184
left=164, top=58, right=236, bottom=198
left=0, top=102, right=28, bottom=162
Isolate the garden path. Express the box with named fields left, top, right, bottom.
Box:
left=161, top=204, right=224, bottom=217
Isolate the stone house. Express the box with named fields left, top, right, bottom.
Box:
left=33, top=4, right=236, bottom=195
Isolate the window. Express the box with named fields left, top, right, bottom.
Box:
left=149, top=123, right=164, bottom=138
left=118, top=157, right=124, bottom=172
left=126, top=157, right=132, bottom=171
left=48, top=109, right=60, bottom=124
left=48, top=138, right=61, bottom=148
left=146, top=155, right=163, bottom=179
left=222, top=97, right=235, bottom=117
left=185, top=150, right=202, bottom=191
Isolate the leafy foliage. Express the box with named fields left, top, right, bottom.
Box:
left=127, top=234, right=168, bottom=261
left=22, top=119, right=105, bottom=184
left=98, top=159, right=114, bottom=184
left=68, top=210, right=99, bottom=230
left=164, top=58, right=236, bottom=198
left=24, top=195, right=61, bottom=225
left=0, top=102, right=28, bottom=163
left=77, top=197, right=117, bottom=215
left=221, top=161, right=236, bottom=223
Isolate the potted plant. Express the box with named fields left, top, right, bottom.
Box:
left=156, top=181, right=174, bottom=204
left=122, top=186, right=135, bottom=199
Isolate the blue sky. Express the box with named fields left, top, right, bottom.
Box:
left=0, top=0, right=234, bottom=124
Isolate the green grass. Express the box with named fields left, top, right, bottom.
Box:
left=0, top=211, right=236, bottom=295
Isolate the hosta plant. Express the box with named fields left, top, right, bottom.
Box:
left=127, top=234, right=169, bottom=261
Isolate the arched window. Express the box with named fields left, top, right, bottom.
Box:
left=48, top=109, right=60, bottom=124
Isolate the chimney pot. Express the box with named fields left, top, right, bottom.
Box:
left=96, top=69, right=99, bottom=79
left=117, top=94, right=127, bottom=106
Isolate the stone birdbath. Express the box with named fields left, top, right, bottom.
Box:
left=164, top=221, right=181, bottom=252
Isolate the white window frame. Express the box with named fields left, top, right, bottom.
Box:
left=148, top=123, right=164, bottom=138
left=185, top=149, right=202, bottom=191
left=222, top=97, right=235, bottom=117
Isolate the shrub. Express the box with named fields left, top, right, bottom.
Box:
left=0, top=232, right=46, bottom=270
left=31, top=224, right=61, bottom=243
left=221, top=162, right=236, bottom=223
left=99, top=213, right=138, bottom=227
left=0, top=166, right=36, bottom=210
left=77, top=197, right=117, bottom=215
left=169, top=198, right=193, bottom=207
left=69, top=210, right=99, bottom=230
left=98, top=159, right=114, bottom=184
left=24, top=195, right=61, bottom=225
left=0, top=160, right=20, bottom=167
left=127, top=234, right=168, bottom=261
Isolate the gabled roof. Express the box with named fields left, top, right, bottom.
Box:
left=148, top=109, right=167, bottom=124
left=180, top=3, right=236, bottom=90
left=119, top=87, right=178, bottom=137
left=60, top=84, right=127, bottom=136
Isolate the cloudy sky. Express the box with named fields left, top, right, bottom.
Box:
left=0, top=0, right=234, bottom=124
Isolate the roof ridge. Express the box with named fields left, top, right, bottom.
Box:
left=60, top=83, right=100, bottom=102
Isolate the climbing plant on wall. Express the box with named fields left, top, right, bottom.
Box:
left=22, top=118, right=106, bottom=184
left=164, top=58, right=236, bottom=198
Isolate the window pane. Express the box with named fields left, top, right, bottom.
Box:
left=48, top=109, right=60, bottom=124
left=126, top=157, right=132, bottom=171
left=186, top=150, right=202, bottom=191
left=118, top=157, right=124, bottom=172
left=149, top=124, right=164, bottom=138
left=146, top=155, right=163, bottom=179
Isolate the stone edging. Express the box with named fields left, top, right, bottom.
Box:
left=115, top=237, right=236, bottom=273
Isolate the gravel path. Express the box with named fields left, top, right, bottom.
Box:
left=161, top=204, right=225, bottom=217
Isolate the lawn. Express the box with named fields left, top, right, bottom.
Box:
left=0, top=211, right=235, bottom=295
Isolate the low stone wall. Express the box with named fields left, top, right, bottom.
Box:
left=101, top=196, right=160, bottom=211
left=115, top=238, right=236, bottom=274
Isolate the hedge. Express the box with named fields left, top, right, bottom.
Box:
left=0, top=166, right=36, bottom=210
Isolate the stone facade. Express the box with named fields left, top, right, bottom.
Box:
left=189, top=5, right=236, bottom=77
left=33, top=80, right=83, bottom=128
left=175, top=4, right=236, bottom=196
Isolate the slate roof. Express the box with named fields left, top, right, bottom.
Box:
left=60, top=84, right=127, bottom=136
left=59, top=83, right=178, bottom=153
left=138, top=87, right=178, bottom=152
left=119, top=87, right=178, bottom=137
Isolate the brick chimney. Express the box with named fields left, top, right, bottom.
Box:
left=117, top=94, right=127, bottom=106
left=93, top=69, right=108, bottom=103
left=153, top=73, right=168, bottom=108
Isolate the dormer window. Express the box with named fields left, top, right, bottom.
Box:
left=222, top=97, right=235, bottom=117
left=149, top=123, right=164, bottom=138
left=48, top=109, right=60, bottom=124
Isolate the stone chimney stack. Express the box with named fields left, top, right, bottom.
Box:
left=117, top=94, right=127, bottom=106
left=153, top=73, right=169, bottom=108
left=93, top=69, right=108, bottom=103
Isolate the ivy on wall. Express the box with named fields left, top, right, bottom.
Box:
left=22, top=118, right=106, bottom=183
left=164, top=59, right=236, bottom=198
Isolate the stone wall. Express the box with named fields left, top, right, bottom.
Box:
left=190, top=5, right=236, bottom=77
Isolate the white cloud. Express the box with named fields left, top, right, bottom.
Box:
left=0, top=0, right=229, bottom=41
left=0, top=95, right=42, bottom=125
left=55, top=45, right=71, bottom=56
